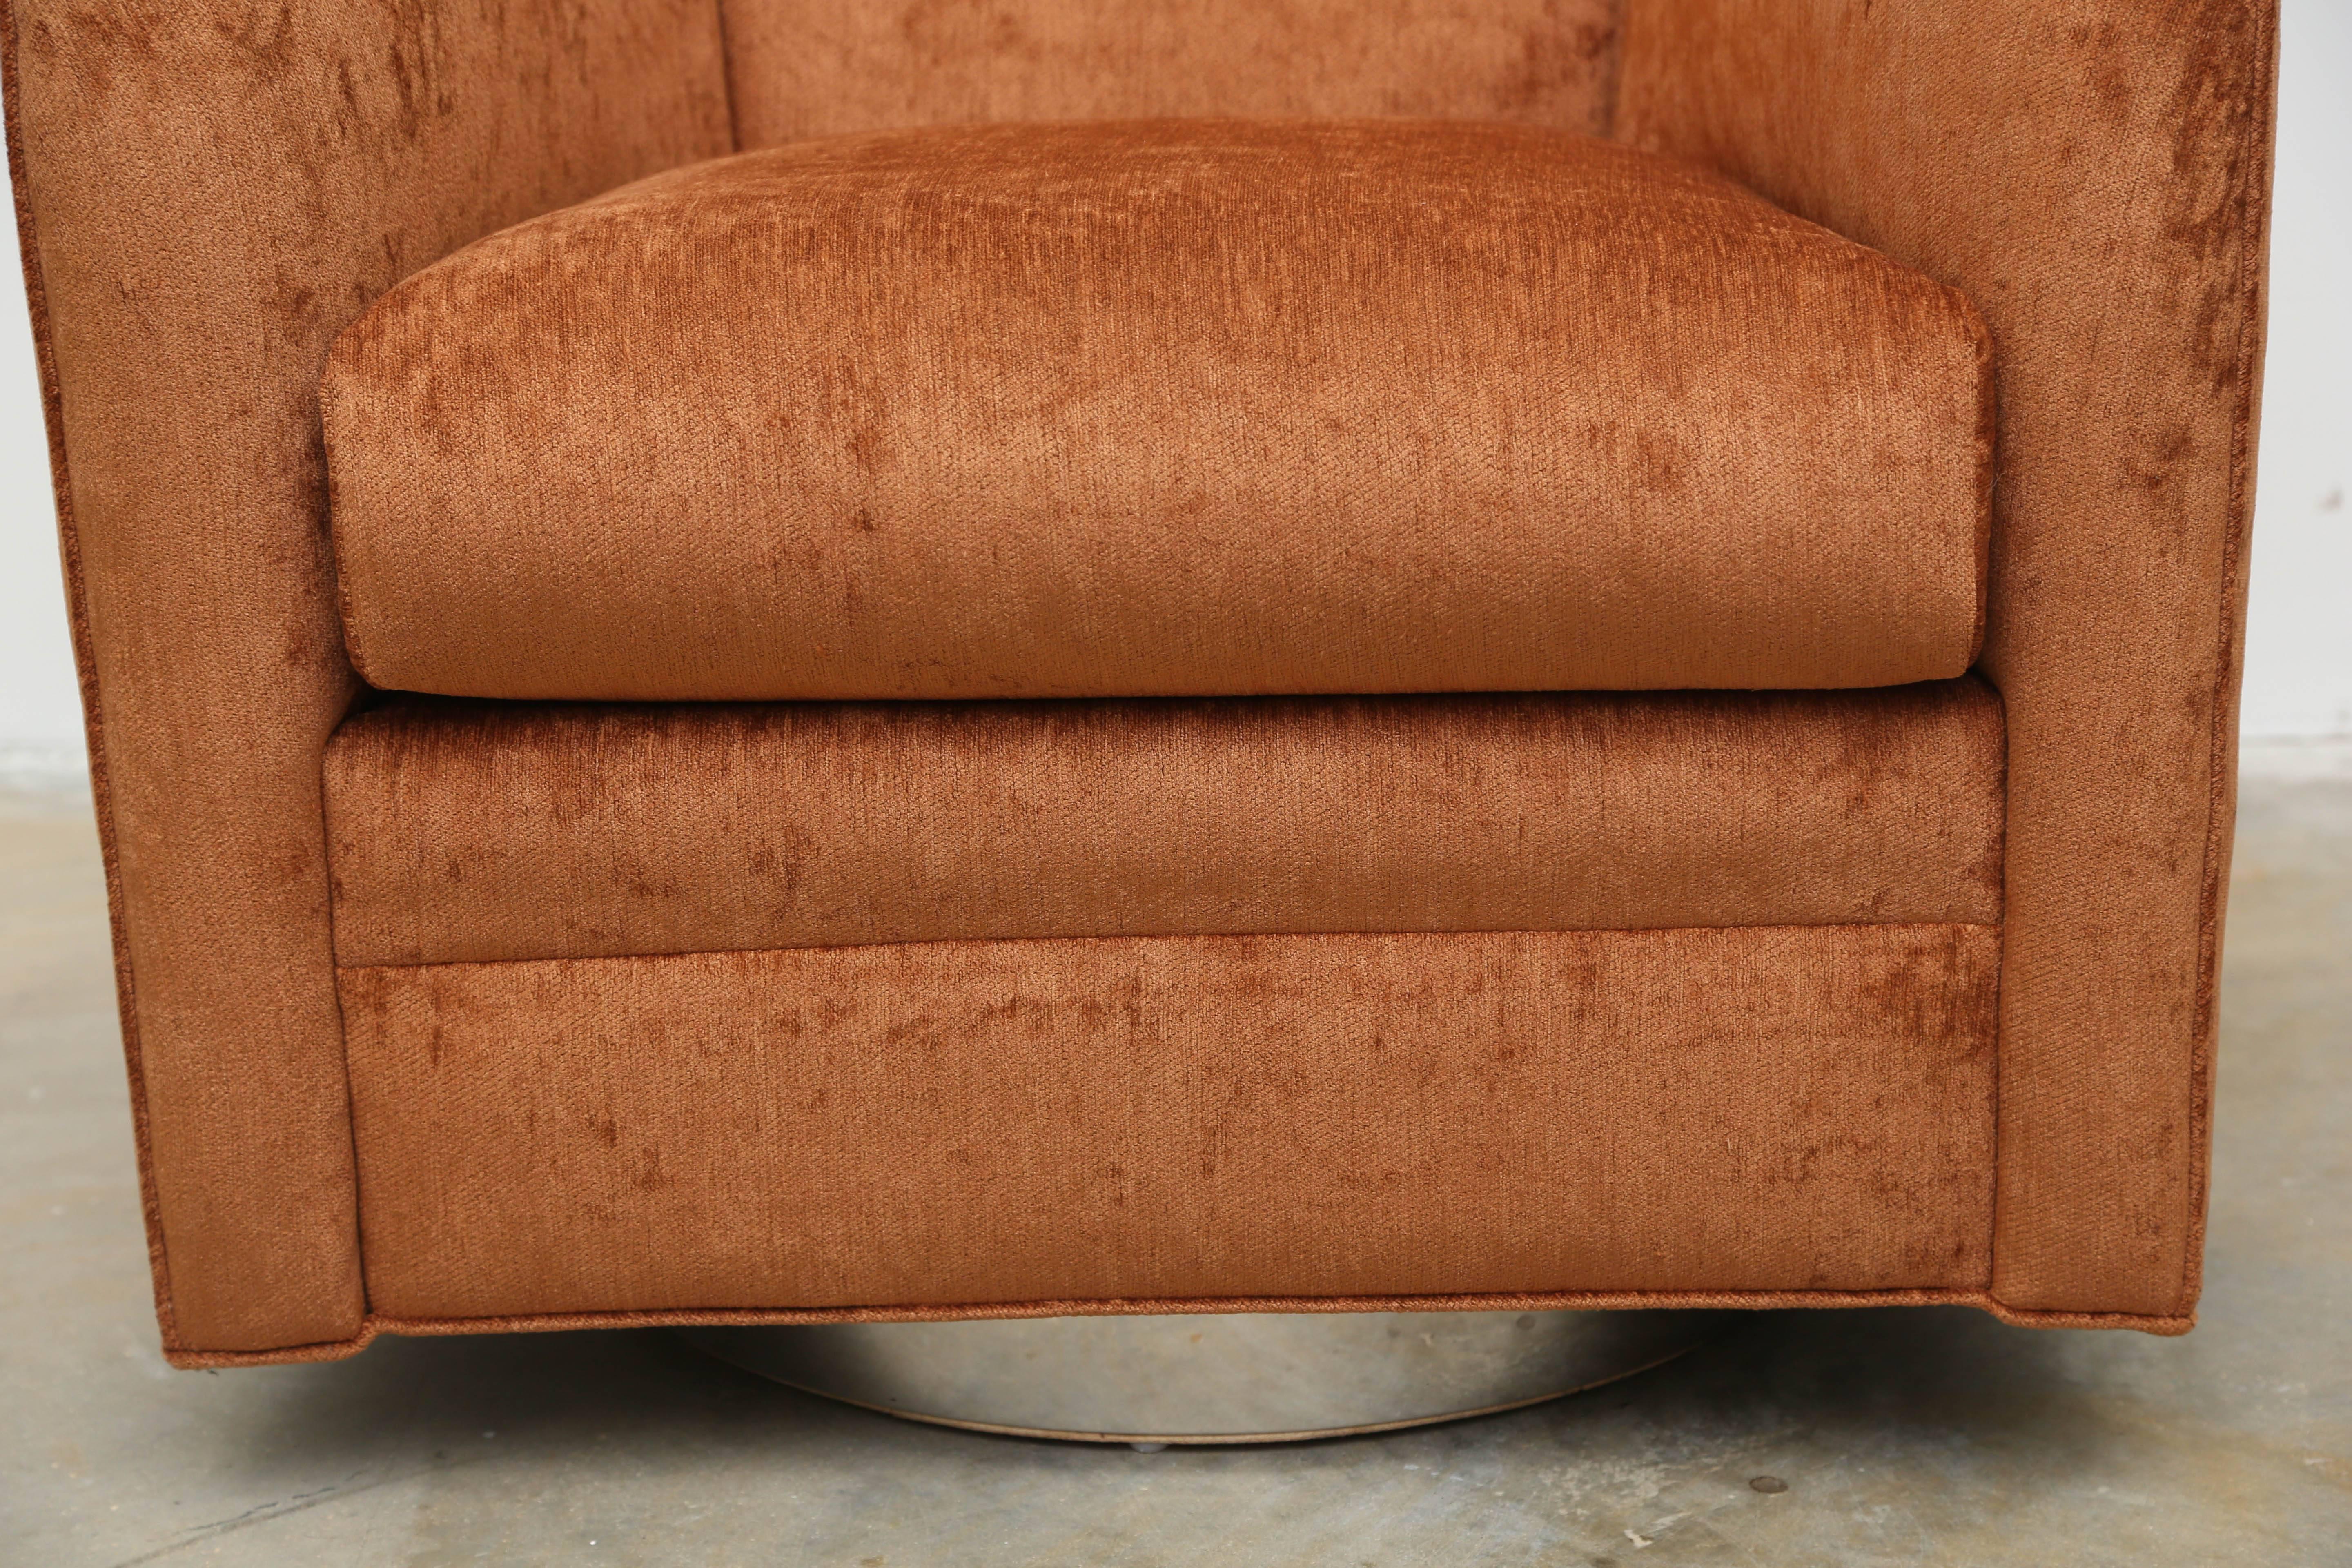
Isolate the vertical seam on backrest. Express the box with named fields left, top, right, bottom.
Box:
left=713, top=0, right=744, bottom=154
left=1597, top=0, right=1631, bottom=137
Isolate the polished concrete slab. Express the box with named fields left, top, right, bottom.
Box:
left=4, top=774, right=2348, bottom=1566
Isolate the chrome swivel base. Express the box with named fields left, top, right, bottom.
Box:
left=683, top=1309, right=1724, bottom=1445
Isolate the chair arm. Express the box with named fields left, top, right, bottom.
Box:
left=2, top=0, right=730, bottom=1359
left=1617, top=0, right=2278, bottom=1321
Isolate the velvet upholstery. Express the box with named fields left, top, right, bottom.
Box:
left=341, top=925, right=1999, bottom=1320
left=324, top=120, right=1991, bottom=701
left=719, top=0, right=1624, bottom=149
left=3, top=0, right=2273, bottom=1364
left=324, top=683, right=2004, bottom=966
left=1618, top=0, right=2278, bottom=1319
left=1, top=0, right=731, bottom=1356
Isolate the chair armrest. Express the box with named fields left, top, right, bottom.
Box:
left=2, top=0, right=729, bottom=1359
left=1618, top=0, right=2278, bottom=1321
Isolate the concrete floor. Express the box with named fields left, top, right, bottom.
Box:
left=4, top=777, right=2349, bottom=1567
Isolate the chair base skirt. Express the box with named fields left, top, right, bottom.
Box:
left=681, top=1308, right=1724, bottom=1445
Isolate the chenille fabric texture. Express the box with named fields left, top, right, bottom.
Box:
left=324, top=682, right=2004, bottom=966
left=719, top=0, right=1626, bottom=147
left=328, top=682, right=2004, bottom=1321
left=322, top=120, right=1993, bottom=700
left=341, top=927, right=1999, bottom=1320
left=2, top=0, right=735, bottom=1355
left=2, top=0, right=2274, bottom=1365
left=1618, top=0, right=2278, bottom=1318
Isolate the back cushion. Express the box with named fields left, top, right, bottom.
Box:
left=720, top=0, right=1624, bottom=147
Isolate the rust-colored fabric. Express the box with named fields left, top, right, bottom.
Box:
left=323, top=119, right=1993, bottom=701
left=1617, top=0, right=2276, bottom=1317
left=340, top=924, right=2000, bottom=1320
left=324, top=682, right=2005, bottom=967
left=162, top=1286, right=2198, bottom=1370
left=719, top=0, right=1625, bottom=148
left=11, top=0, right=2270, bottom=1363
left=0, top=0, right=731, bottom=1353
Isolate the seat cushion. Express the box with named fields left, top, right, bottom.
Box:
left=323, top=119, right=1992, bottom=701
left=322, top=680, right=2003, bottom=966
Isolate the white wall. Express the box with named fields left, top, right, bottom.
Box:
left=0, top=7, right=2346, bottom=780
left=0, top=172, right=78, bottom=782
left=2243, top=0, right=2352, bottom=741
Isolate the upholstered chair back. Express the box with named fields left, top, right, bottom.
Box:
left=715, top=0, right=1627, bottom=147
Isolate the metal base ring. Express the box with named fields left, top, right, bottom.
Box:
left=683, top=1308, right=1726, bottom=1445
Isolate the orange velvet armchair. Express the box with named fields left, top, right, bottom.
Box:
left=5, top=0, right=2274, bottom=1364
